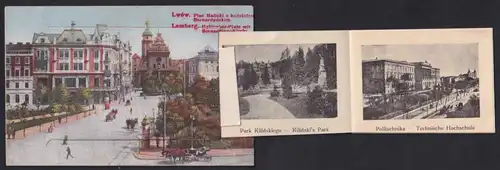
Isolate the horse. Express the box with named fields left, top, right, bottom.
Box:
left=163, top=148, right=188, bottom=164
left=125, top=118, right=139, bottom=130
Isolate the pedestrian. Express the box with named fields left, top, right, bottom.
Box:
left=58, top=116, right=62, bottom=124
left=92, top=104, right=95, bottom=110
left=62, top=135, right=68, bottom=145
left=130, top=108, right=133, bottom=115
left=66, top=146, right=75, bottom=159
left=7, top=125, right=13, bottom=139
left=156, top=136, right=160, bottom=148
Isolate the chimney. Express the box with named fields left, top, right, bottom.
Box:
left=17, top=42, right=22, bottom=45
left=8, top=42, right=13, bottom=45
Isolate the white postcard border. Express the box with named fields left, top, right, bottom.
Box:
left=350, top=28, right=495, bottom=133
left=219, top=31, right=352, bottom=137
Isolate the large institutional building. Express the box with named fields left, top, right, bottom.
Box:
left=186, top=46, right=219, bottom=85
left=362, top=58, right=440, bottom=94
left=6, top=42, right=34, bottom=106
left=29, top=21, right=133, bottom=104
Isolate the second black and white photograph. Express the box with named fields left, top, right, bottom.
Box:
left=234, top=44, right=338, bottom=120
left=362, top=44, right=480, bottom=120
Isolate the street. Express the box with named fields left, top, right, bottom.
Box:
left=240, top=94, right=296, bottom=119
left=6, top=92, right=254, bottom=166
left=392, top=88, right=476, bottom=120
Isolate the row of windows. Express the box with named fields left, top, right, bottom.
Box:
left=5, top=94, right=30, bottom=104
left=35, top=49, right=108, bottom=61
left=6, top=69, right=30, bottom=77
left=56, top=63, right=101, bottom=71
left=6, top=56, right=30, bottom=64
left=53, top=77, right=101, bottom=88
left=6, top=81, right=30, bottom=89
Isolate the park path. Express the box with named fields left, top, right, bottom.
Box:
left=240, top=94, right=296, bottom=120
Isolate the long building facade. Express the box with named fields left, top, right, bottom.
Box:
left=362, top=58, right=440, bottom=95
left=31, top=22, right=133, bottom=104
left=6, top=42, right=34, bottom=107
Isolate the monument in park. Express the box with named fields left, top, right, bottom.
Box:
left=318, top=57, right=327, bottom=88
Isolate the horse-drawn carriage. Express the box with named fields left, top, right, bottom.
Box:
left=161, top=146, right=212, bottom=164
left=105, top=109, right=118, bottom=122
left=125, top=118, right=138, bottom=130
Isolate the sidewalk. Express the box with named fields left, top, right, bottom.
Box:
left=7, top=105, right=92, bottom=124
left=5, top=109, right=97, bottom=142
left=133, top=147, right=254, bottom=160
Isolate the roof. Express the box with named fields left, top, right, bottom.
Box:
left=32, top=33, right=60, bottom=44
left=132, top=53, right=141, bottom=59
left=57, top=29, right=87, bottom=44
left=362, top=58, right=414, bottom=66
left=189, top=45, right=218, bottom=61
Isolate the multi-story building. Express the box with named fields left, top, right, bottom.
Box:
left=362, top=59, right=415, bottom=94
left=32, top=22, right=130, bottom=104
left=136, top=20, right=180, bottom=85
left=412, top=61, right=440, bottom=90
left=6, top=42, right=34, bottom=106
left=113, top=35, right=133, bottom=95
left=186, top=46, right=219, bottom=85
left=131, top=53, right=141, bottom=87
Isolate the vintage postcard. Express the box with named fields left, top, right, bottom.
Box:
left=219, top=31, right=352, bottom=137
left=5, top=6, right=254, bottom=166
left=350, top=28, right=495, bottom=133
left=219, top=28, right=494, bottom=137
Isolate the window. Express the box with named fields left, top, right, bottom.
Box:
left=24, top=69, right=29, bottom=76
left=64, top=78, right=76, bottom=87
left=6, top=95, right=10, bottom=103
left=73, top=63, right=84, bottom=70
left=15, top=70, right=20, bottom=76
left=63, top=37, right=68, bottom=42
left=40, top=38, right=45, bottom=43
left=217, top=66, right=219, bottom=72
left=162, top=64, right=165, bottom=68
left=15, top=83, right=19, bottom=88
left=25, top=94, right=30, bottom=104
left=15, top=57, right=20, bottom=64
left=6, top=57, right=10, bottom=64
left=59, top=63, right=69, bottom=70
left=6, top=70, right=10, bottom=77
left=74, top=50, right=83, bottom=60
left=59, top=49, right=69, bottom=60
left=76, top=38, right=81, bottom=42
left=94, top=77, right=100, bottom=88
left=105, top=65, right=109, bottom=70
left=15, top=95, right=20, bottom=103
left=94, top=49, right=100, bottom=60
left=79, top=78, right=86, bottom=88
left=25, top=57, right=30, bottom=64
left=25, top=82, right=29, bottom=88
left=94, top=63, right=100, bottom=71
left=105, top=51, right=109, bottom=60
left=153, top=64, right=156, bottom=69
left=6, top=81, right=10, bottom=88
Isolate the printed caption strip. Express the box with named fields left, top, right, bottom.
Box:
left=218, top=28, right=495, bottom=137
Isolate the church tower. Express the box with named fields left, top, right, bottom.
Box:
left=141, top=19, right=153, bottom=57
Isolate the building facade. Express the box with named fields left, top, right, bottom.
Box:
left=131, top=53, right=141, bottom=87
left=6, top=42, right=34, bottom=106
left=32, top=22, right=131, bottom=104
left=186, top=46, right=219, bottom=85
left=412, top=61, right=440, bottom=90
left=136, top=20, right=180, bottom=85
left=362, top=59, right=416, bottom=94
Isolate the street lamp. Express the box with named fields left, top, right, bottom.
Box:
left=190, top=114, right=196, bottom=149
left=37, top=100, right=41, bottom=131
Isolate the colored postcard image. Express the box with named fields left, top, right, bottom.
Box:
left=362, top=44, right=480, bottom=120
left=5, top=6, right=254, bottom=166
left=235, top=44, right=338, bottom=120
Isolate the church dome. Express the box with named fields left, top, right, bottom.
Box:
left=142, top=29, right=153, bottom=36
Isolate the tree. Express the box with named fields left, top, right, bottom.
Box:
left=188, top=75, right=211, bottom=104
left=208, top=78, right=220, bottom=111
left=53, top=84, right=69, bottom=104
left=261, top=65, right=271, bottom=85
left=292, top=47, right=306, bottom=84
left=77, top=88, right=92, bottom=104
left=303, top=47, right=320, bottom=84
left=249, top=67, right=259, bottom=87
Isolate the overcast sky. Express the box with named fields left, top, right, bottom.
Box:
left=234, top=44, right=322, bottom=62
left=5, top=6, right=252, bottom=59
left=362, top=44, right=478, bottom=76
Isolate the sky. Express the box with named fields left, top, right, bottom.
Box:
left=234, top=44, right=320, bottom=62
left=5, top=6, right=253, bottom=59
left=362, top=44, right=478, bottom=77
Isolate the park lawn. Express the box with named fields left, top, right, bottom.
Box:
left=239, top=97, right=250, bottom=116
left=9, top=109, right=91, bottom=131
left=269, top=93, right=324, bottom=118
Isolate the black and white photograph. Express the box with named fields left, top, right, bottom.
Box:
left=362, top=44, right=480, bottom=120
left=234, top=44, right=338, bottom=120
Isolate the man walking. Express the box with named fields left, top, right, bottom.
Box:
left=66, top=146, right=75, bottom=159
left=62, top=134, right=68, bottom=145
